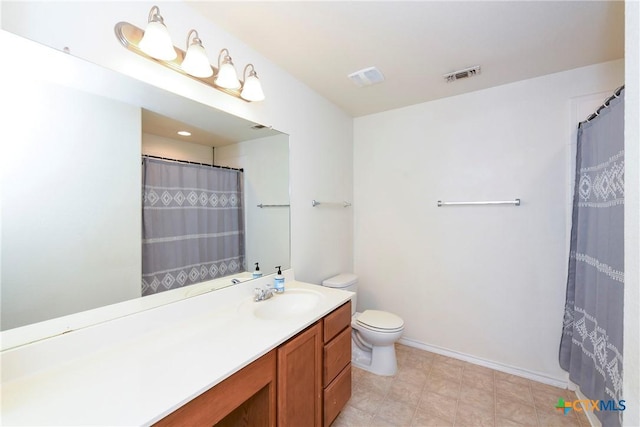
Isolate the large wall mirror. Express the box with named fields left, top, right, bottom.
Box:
left=0, top=32, right=290, bottom=334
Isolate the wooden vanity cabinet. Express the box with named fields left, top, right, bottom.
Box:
left=277, top=301, right=352, bottom=427
left=322, top=301, right=352, bottom=427
left=276, top=322, right=323, bottom=427
left=156, top=300, right=351, bottom=427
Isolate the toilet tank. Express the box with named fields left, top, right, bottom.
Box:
left=322, top=273, right=358, bottom=315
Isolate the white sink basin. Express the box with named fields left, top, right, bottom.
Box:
left=252, top=288, right=324, bottom=320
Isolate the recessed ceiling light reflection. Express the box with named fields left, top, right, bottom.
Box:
left=177, top=131, right=192, bottom=136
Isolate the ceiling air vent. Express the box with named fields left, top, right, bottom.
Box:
left=443, top=65, right=481, bottom=83
left=348, top=66, right=385, bottom=87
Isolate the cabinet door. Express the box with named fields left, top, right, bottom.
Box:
left=277, top=322, right=322, bottom=427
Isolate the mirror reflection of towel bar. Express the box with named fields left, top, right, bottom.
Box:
left=312, top=200, right=352, bottom=208
left=257, top=203, right=290, bottom=208
left=437, top=199, right=521, bottom=207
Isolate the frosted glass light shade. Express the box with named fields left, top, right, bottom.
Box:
left=139, top=21, right=176, bottom=60
left=241, top=74, right=265, bottom=102
left=182, top=43, right=213, bottom=78
left=215, top=61, right=241, bottom=89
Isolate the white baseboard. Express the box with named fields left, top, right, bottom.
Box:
left=398, top=337, right=569, bottom=389
left=572, top=383, right=601, bottom=427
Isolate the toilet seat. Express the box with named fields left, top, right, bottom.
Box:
left=355, top=310, right=404, bottom=333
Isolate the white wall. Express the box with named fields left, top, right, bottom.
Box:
left=1, top=0, right=354, bottom=286
left=354, top=60, right=624, bottom=383
left=1, top=76, right=141, bottom=330
left=216, top=135, right=290, bottom=273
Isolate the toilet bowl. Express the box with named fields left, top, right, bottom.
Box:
left=322, top=274, right=404, bottom=376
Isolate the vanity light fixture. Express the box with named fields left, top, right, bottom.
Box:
left=241, top=64, right=265, bottom=102
left=138, top=6, right=176, bottom=61
left=114, top=5, right=265, bottom=102
left=181, top=30, right=213, bottom=78
left=215, top=49, right=241, bottom=89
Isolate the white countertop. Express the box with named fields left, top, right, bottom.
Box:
left=0, top=276, right=353, bottom=426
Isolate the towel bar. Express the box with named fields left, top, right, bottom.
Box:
left=437, top=199, right=521, bottom=207
left=312, top=200, right=352, bottom=208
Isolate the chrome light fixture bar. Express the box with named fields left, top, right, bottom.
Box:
left=114, top=6, right=265, bottom=102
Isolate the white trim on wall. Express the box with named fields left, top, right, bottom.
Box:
left=399, top=337, right=569, bottom=389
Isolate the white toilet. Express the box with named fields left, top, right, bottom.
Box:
left=322, top=273, right=404, bottom=376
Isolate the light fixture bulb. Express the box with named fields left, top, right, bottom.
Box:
left=138, top=7, right=176, bottom=60
left=241, top=65, right=265, bottom=102
left=215, top=49, right=241, bottom=89
left=181, top=30, right=213, bottom=78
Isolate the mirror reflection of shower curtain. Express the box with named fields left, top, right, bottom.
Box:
left=141, top=158, right=245, bottom=296
left=560, top=88, right=624, bottom=427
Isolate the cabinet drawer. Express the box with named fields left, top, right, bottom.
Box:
left=323, top=364, right=351, bottom=427
left=323, top=301, right=351, bottom=343
left=323, top=326, right=351, bottom=387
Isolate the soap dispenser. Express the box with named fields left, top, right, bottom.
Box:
left=252, top=262, right=262, bottom=279
left=274, top=266, right=285, bottom=293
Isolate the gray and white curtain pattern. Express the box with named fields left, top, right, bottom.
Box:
left=141, top=157, right=245, bottom=296
left=560, top=88, right=624, bottom=427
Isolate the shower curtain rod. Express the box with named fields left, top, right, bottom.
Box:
left=142, top=155, right=243, bottom=172
left=579, top=85, right=625, bottom=127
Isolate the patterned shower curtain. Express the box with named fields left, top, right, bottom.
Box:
left=141, top=157, right=245, bottom=296
left=560, top=88, right=624, bottom=427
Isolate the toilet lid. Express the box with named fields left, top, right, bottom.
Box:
left=356, top=310, right=404, bottom=331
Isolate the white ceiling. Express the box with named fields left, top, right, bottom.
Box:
left=187, top=1, right=624, bottom=117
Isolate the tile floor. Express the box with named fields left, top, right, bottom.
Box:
left=332, top=344, right=591, bottom=427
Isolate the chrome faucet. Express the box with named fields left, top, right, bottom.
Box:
left=254, top=286, right=276, bottom=302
